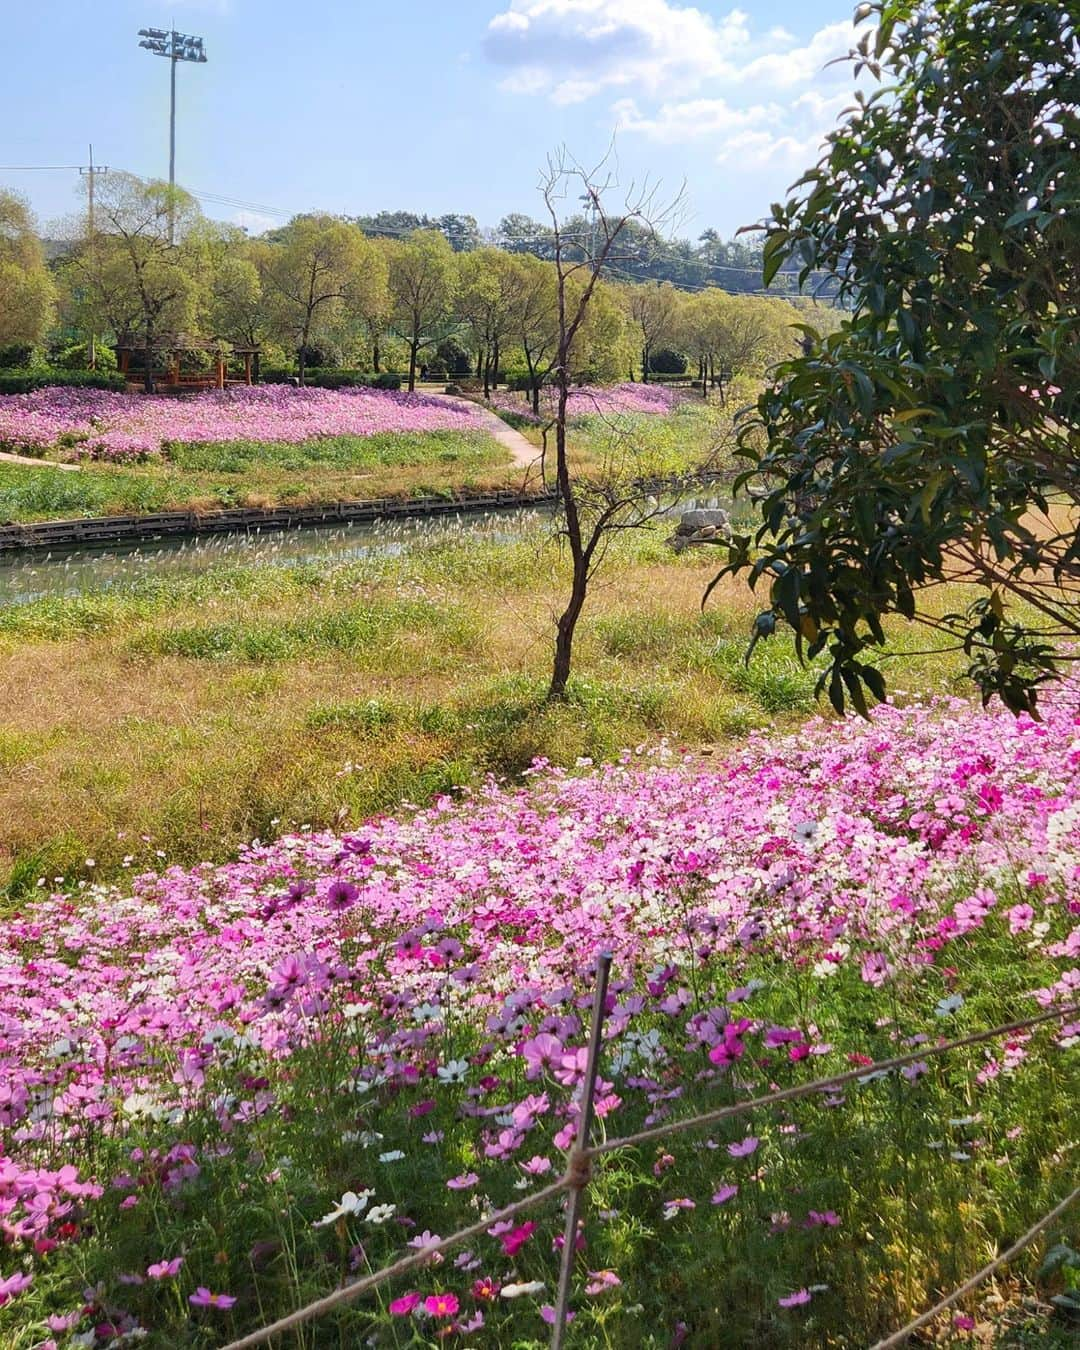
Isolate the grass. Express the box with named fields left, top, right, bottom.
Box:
left=0, top=430, right=514, bottom=523
left=0, top=520, right=974, bottom=898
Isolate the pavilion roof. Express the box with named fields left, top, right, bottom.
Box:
left=114, top=333, right=260, bottom=355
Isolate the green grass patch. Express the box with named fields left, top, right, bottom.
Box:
left=130, top=599, right=481, bottom=665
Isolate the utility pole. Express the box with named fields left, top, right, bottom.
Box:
left=137, top=27, right=208, bottom=245
left=78, top=145, right=108, bottom=369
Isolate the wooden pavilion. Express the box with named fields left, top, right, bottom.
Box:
left=115, top=334, right=261, bottom=392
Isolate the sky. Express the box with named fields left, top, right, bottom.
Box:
left=1, top=0, right=866, bottom=242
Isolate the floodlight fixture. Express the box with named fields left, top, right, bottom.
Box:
left=137, top=26, right=209, bottom=243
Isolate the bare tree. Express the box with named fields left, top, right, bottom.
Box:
left=541, top=150, right=681, bottom=700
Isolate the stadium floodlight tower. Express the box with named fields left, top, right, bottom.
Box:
left=137, top=27, right=208, bottom=243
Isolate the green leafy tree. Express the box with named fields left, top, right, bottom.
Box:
left=260, top=215, right=379, bottom=384
left=505, top=253, right=559, bottom=413
left=386, top=230, right=457, bottom=391
left=623, top=280, right=682, bottom=382
left=0, top=190, right=57, bottom=350
left=719, top=0, right=1080, bottom=715
left=454, top=248, right=518, bottom=396
left=66, top=173, right=201, bottom=392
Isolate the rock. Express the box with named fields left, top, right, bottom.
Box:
left=667, top=507, right=731, bottom=551
left=677, top=507, right=729, bottom=534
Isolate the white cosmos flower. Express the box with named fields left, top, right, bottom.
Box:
left=313, top=1189, right=375, bottom=1227
left=366, top=1203, right=397, bottom=1224
left=378, top=1150, right=405, bottom=1163
left=436, top=1058, right=469, bottom=1083
left=935, top=994, right=965, bottom=1017
left=501, top=1280, right=545, bottom=1299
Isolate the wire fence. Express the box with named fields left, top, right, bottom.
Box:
left=222, top=955, right=1080, bottom=1350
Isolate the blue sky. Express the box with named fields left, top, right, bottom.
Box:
left=2, top=0, right=862, bottom=240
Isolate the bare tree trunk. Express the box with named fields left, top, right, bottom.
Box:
left=298, top=346, right=307, bottom=387
left=642, top=345, right=650, bottom=383
left=372, top=336, right=381, bottom=373
left=492, top=338, right=500, bottom=389
left=549, top=375, right=586, bottom=700
left=407, top=338, right=418, bottom=393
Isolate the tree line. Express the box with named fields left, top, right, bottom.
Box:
left=0, top=175, right=837, bottom=401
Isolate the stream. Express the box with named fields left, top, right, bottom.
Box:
left=0, top=495, right=738, bottom=606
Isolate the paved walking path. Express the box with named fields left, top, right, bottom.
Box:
left=432, top=393, right=540, bottom=471
left=0, top=451, right=80, bottom=472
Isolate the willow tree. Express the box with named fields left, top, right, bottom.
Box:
left=260, top=215, right=380, bottom=383
left=0, top=191, right=56, bottom=352
left=624, top=280, right=681, bottom=382
left=386, top=230, right=457, bottom=392
left=718, top=0, right=1080, bottom=715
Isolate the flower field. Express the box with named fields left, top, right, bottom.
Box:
left=492, top=382, right=682, bottom=422
left=2, top=680, right=1079, bottom=1345
left=0, top=386, right=487, bottom=463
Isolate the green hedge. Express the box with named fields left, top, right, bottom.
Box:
left=0, top=370, right=128, bottom=396
left=260, top=368, right=402, bottom=391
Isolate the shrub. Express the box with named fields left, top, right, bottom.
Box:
left=0, top=344, right=35, bottom=370
left=0, top=370, right=127, bottom=395
left=649, top=347, right=689, bottom=375
left=52, top=341, right=119, bottom=372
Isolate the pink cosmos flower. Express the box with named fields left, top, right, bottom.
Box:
left=585, top=1270, right=621, bottom=1295
left=778, top=1289, right=812, bottom=1308
left=727, top=1136, right=759, bottom=1158
left=521, top=1033, right=563, bottom=1079
left=0, top=1272, right=32, bottom=1304
left=147, top=1257, right=183, bottom=1279
left=712, top=1184, right=739, bottom=1205
left=446, top=1171, right=479, bottom=1190
left=189, top=1288, right=236, bottom=1309
left=520, top=1155, right=552, bottom=1175
left=388, top=1292, right=421, bottom=1316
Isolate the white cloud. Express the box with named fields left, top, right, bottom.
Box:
left=484, top=0, right=753, bottom=104
left=713, top=128, right=826, bottom=167
left=613, top=96, right=783, bottom=144
left=482, top=2, right=871, bottom=182
left=737, top=20, right=853, bottom=91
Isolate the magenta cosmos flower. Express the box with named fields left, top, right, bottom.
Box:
left=424, top=1292, right=460, bottom=1317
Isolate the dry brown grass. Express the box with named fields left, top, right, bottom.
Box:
left=0, top=530, right=982, bottom=898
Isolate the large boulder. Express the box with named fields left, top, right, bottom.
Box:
left=667, top=506, right=731, bottom=552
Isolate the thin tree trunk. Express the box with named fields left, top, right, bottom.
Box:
left=372, top=336, right=381, bottom=374
left=144, top=325, right=154, bottom=394
left=642, top=345, right=650, bottom=383
left=492, top=338, right=500, bottom=389
left=298, top=346, right=307, bottom=387
left=548, top=339, right=586, bottom=700
left=408, top=338, right=418, bottom=393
